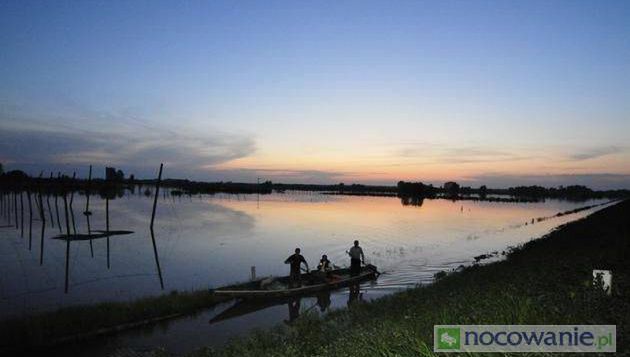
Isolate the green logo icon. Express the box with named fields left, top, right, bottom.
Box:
left=437, top=327, right=461, bottom=350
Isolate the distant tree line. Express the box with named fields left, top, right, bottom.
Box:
left=1, top=162, right=629, bottom=200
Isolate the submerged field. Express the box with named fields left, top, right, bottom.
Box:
left=190, top=199, right=629, bottom=356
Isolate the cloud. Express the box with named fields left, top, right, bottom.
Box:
left=396, top=144, right=534, bottom=164
left=0, top=121, right=255, bottom=178
left=568, top=146, right=622, bottom=161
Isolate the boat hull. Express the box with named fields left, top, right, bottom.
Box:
left=213, top=266, right=378, bottom=299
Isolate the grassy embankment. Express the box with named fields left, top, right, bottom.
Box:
left=191, top=200, right=629, bottom=356
left=0, top=289, right=232, bottom=352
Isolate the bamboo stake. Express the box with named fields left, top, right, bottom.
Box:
left=47, top=172, right=54, bottom=228
left=150, top=163, right=164, bottom=289
left=14, top=192, right=18, bottom=229
left=28, top=191, right=33, bottom=250
left=85, top=165, right=93, bottom=257
left=20, top=191, right=24, bottom=237
left=69, top=172, right=77, bottom=236
left=63, top=193, right=71, bottom=293
left=106, top=195, right=110, bottom=269
left=55, top=193, right=62, bottom=234
left=38, top=189, right=46, bottom=265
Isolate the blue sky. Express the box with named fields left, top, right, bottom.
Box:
left=1, top=1, right=629, bottom=188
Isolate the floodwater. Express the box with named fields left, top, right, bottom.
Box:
left=0, top=190, right=612, bottom=355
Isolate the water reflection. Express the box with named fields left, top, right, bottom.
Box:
left=0, top=191, right=611, bottom=321
left=38, top=190, right=46, bottom=265
left=348, top=283, right=362, bottom=307
left=209, top=290, right=334, bottom=326
left=316, top=291, right=331, bottom=312
left=285, top=298, right=300, bottom=324
left=400, top=196, right=424, bottom=207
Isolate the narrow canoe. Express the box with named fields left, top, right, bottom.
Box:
left=212, top=265, right=378, bottom=299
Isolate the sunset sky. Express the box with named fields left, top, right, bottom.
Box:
left=1, top=1, right=629, bottom=188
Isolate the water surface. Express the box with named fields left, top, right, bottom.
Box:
left=0, top=190, right=611, bottom=354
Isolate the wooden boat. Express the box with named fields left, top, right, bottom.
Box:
left=212, top=265, right=379, bottom=299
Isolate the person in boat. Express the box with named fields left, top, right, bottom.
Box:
left=347, top=240, right=365, bottom=277
left=284, top=248, right=309, bottom=287
left=311, top=254, right=334, bottom=283
left=317, top=254, right=333, bottom=272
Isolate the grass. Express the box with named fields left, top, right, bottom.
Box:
left=188, top=199, right=629, bottom=356
left=0, top=289, right=231, bottom=352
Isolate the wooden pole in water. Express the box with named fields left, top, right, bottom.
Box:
left=150, top=163, right=164, bottom=289
left=7, top=192, right=11, bottom=222
left=150, top=164, right=163, bottom=228
left=55, top=194, right=62, bottom=234
left=69, top=172, right=77, bottom=236
left=28, top=191, right=33, bottom=250
left=55, top=172, right=62, bottom=232
left=47, top=172, right=54, bottom=228
left=33, top=185, right=41, bottom=216
left=63, top=193, right=71, bottom=293
left=20, top=191, right=24, bottom=237
left=38, top=189, right=46, bottom=265
left=85, top=165, right=93, bottom=257
left=106, top=195, right=110, bottom=269
left=14, top=192, right=18, bottom=229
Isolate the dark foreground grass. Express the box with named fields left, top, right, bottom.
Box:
left=0, top=289, right=230, bottom=353
left=190, top=200, right=630, bottom=356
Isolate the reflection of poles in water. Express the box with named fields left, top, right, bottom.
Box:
left=46, top=195, right=54, bottom=229
left=33, top=189, right=41, bottom=217
left=286, top=298, right=301, bottom=323
left=55, top=173, right=62, bottom=232
left=38, top=189, right=46, bottom=265
left=69, top=172, right=77, bottom=236
left=316, top=291, right=332, bottom=312
left=106, top=196, right=110, bottom=269
left=20, top=192, right=24, bottom=237
left=348, top=283, right=361, bottom=307
left=85, top=165, right=94, bottom=257
left=150, top=163, right=165, bottom=290
left=7, top=193, right=11, bottom=223
left=14, top=192, right=18, bottom=229
left=6, top=193, right=10, bottom=223
left=63, top=193, right=71, bottom=293
left=27, top=191, right=33, bottom=250
left=54, top=194, right=62, bottom=234
left=257, top=177, right=260, bottom=209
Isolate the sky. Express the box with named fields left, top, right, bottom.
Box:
left=1, top=0, right=629, bottom=189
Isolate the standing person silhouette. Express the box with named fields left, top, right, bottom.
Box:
left=347, top=240, right=365, bottom=277
left=284, top=248, right=309, bottom=287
